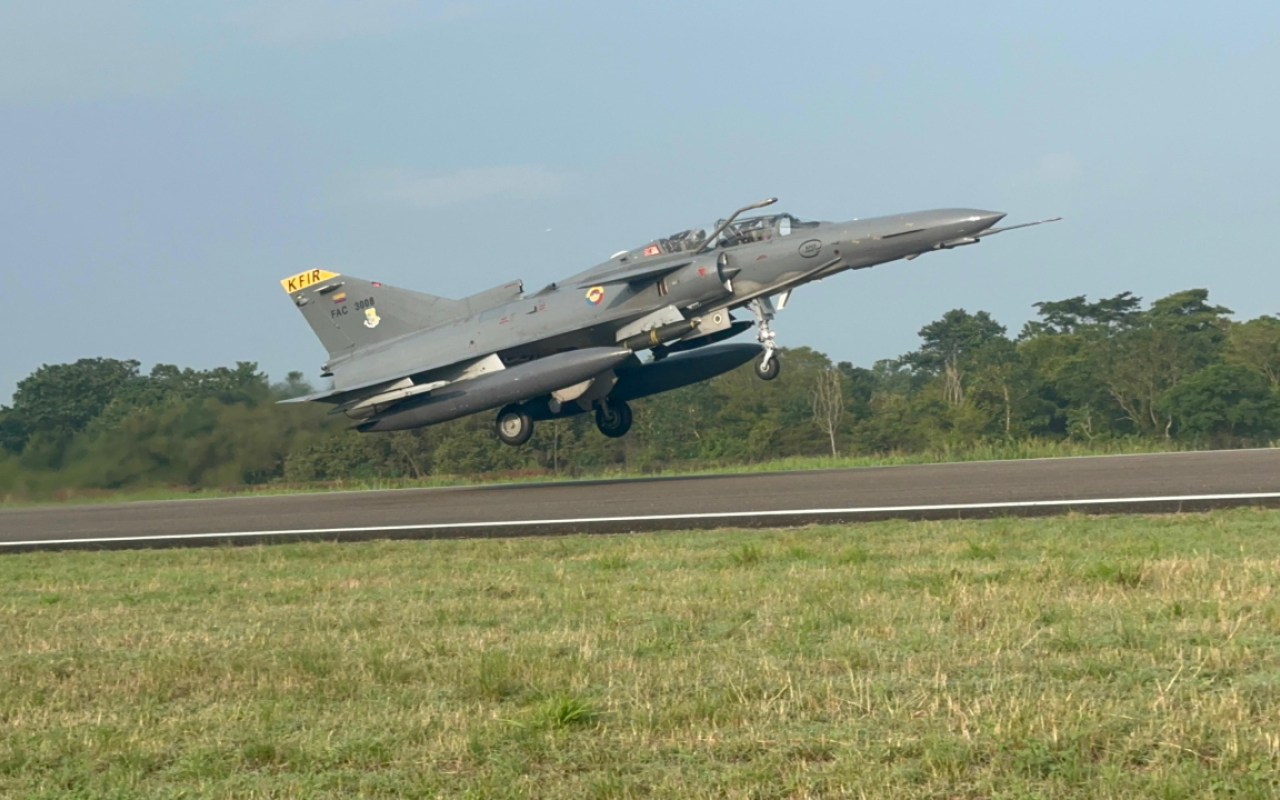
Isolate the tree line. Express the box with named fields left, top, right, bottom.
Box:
left=3, top=288, right=1278, bottom=498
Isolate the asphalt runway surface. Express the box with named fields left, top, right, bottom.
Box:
left=2, top=449, right=1279, bottom=552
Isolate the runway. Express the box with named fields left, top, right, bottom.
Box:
left=2, top=449, right=1278, bottom=552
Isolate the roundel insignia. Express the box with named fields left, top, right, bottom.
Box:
left=798, top=239, right=822, bottom=258
left=585, top=285, right=605, bottom=305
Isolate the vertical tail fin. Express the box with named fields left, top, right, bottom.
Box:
left=281, top=269, right=461, bottom=357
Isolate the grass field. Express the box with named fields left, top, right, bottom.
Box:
left=3, top=437, right=1191, bottom=507
left=3, top=511, right=1279, bottom=798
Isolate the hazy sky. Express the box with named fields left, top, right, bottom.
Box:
left=3, top=1, right=1278, bottom=402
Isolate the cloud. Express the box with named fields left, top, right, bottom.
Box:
left=347, top=164, right=573, bottom=209
left=229, top=0, right=478, bottom=46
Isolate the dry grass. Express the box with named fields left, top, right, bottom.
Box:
left=2, top=510, right=1279, bottom=798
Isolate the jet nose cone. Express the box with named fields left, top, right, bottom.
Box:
left=975, top=210, right=1006, bottom=229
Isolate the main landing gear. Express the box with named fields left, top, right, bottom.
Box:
left=594, top=398, right=632, bottom=438
left=750, top=297, right=782, bottom=381
left=495, top=405, right=533, bottom=446
left=494, top=398, right=634, bottom=446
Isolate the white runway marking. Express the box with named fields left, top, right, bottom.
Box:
left=4, top=492, right=1280, bottom=549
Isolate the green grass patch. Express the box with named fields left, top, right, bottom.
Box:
left=3, top=510, right=1280, bottom=797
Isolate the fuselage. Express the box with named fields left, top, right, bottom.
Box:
left=556, top=206, right=1008, bottom=332
left=328, top=208, right=1005, bottom=391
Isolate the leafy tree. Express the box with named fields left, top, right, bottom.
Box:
left=867, top=358, right=918, bottom=395
left=1019, top=292, right=1151, bottom=438
left=0, top=450, right=22, bottom=496
left=1021, top=292, right=1142, bottom=337
left=966, top=338, right=1044, bottom=438
left=76, top=362, right=274, bottom=444
left=5, top=358, right=141, bottom=462
left=0, top=408, right=27, bottom=455
left=272, top=371, right=317, bottom=400
left=283, top=431, right=396, bottom=483
left=72, top=395, right=323, bottom=488
left=1094, top=290, right=1232, bottom=438
left=1160, top=364, right=1280, bottom=443
left=903, top=310, right=1007, bottom=406
left=1146, top=289, right=1232, bottom=337
left=1226, top=316, right=1280, bottom=389
left=851, top=391, right=935, bottom=453
left=836, top=362, right=877, bottom=419
left=385, top=430, right=436, bottom=479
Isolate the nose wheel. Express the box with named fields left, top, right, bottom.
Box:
left=750, top=297, right=781, bottom=381
left=495, top=405, right=534, bottom=446
left=594, top=399, right=633, bottom=438
left=754, top=351, right=781, bottom=380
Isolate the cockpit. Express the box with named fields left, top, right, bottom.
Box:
left=637, top=214, right=818, bottom=257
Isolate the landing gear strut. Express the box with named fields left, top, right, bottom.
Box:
left=750, top=297, right=781, bottom=381
left=594, top=398, right=632, bottom=438
left=495, top=405, right=534, bottom=446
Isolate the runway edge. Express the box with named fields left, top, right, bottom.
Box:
left=4, top=492, right=1279, bottom=553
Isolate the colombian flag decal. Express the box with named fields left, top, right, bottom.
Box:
left=585, top=285, right=605, bottom=306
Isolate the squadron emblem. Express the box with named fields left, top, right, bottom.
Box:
left=363, top=308, right=381, bottom=329
left=585, top=285, right=605, bottom=306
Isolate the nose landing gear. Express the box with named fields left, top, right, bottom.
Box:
left=750, top=297, right=782, bottom=381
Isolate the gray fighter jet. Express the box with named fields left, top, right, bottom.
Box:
left=280, top=199, right=1058, bottom=445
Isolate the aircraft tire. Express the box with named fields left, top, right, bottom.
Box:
left=595, top=399, right=633, bottom=438
left=495, top=405, right=534, bottom=446
left=755, top=353, right=781, bottom=381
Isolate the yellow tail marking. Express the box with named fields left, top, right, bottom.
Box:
left=280, top=269, right=341, bottom=293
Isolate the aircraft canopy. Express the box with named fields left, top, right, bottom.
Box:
left=640, top=214, right=818, bottom=256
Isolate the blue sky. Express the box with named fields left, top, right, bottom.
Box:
left=3, top=1, right=1278, bottom=402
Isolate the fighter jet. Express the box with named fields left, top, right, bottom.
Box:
left=280, top=199, right=1058, bottom=445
